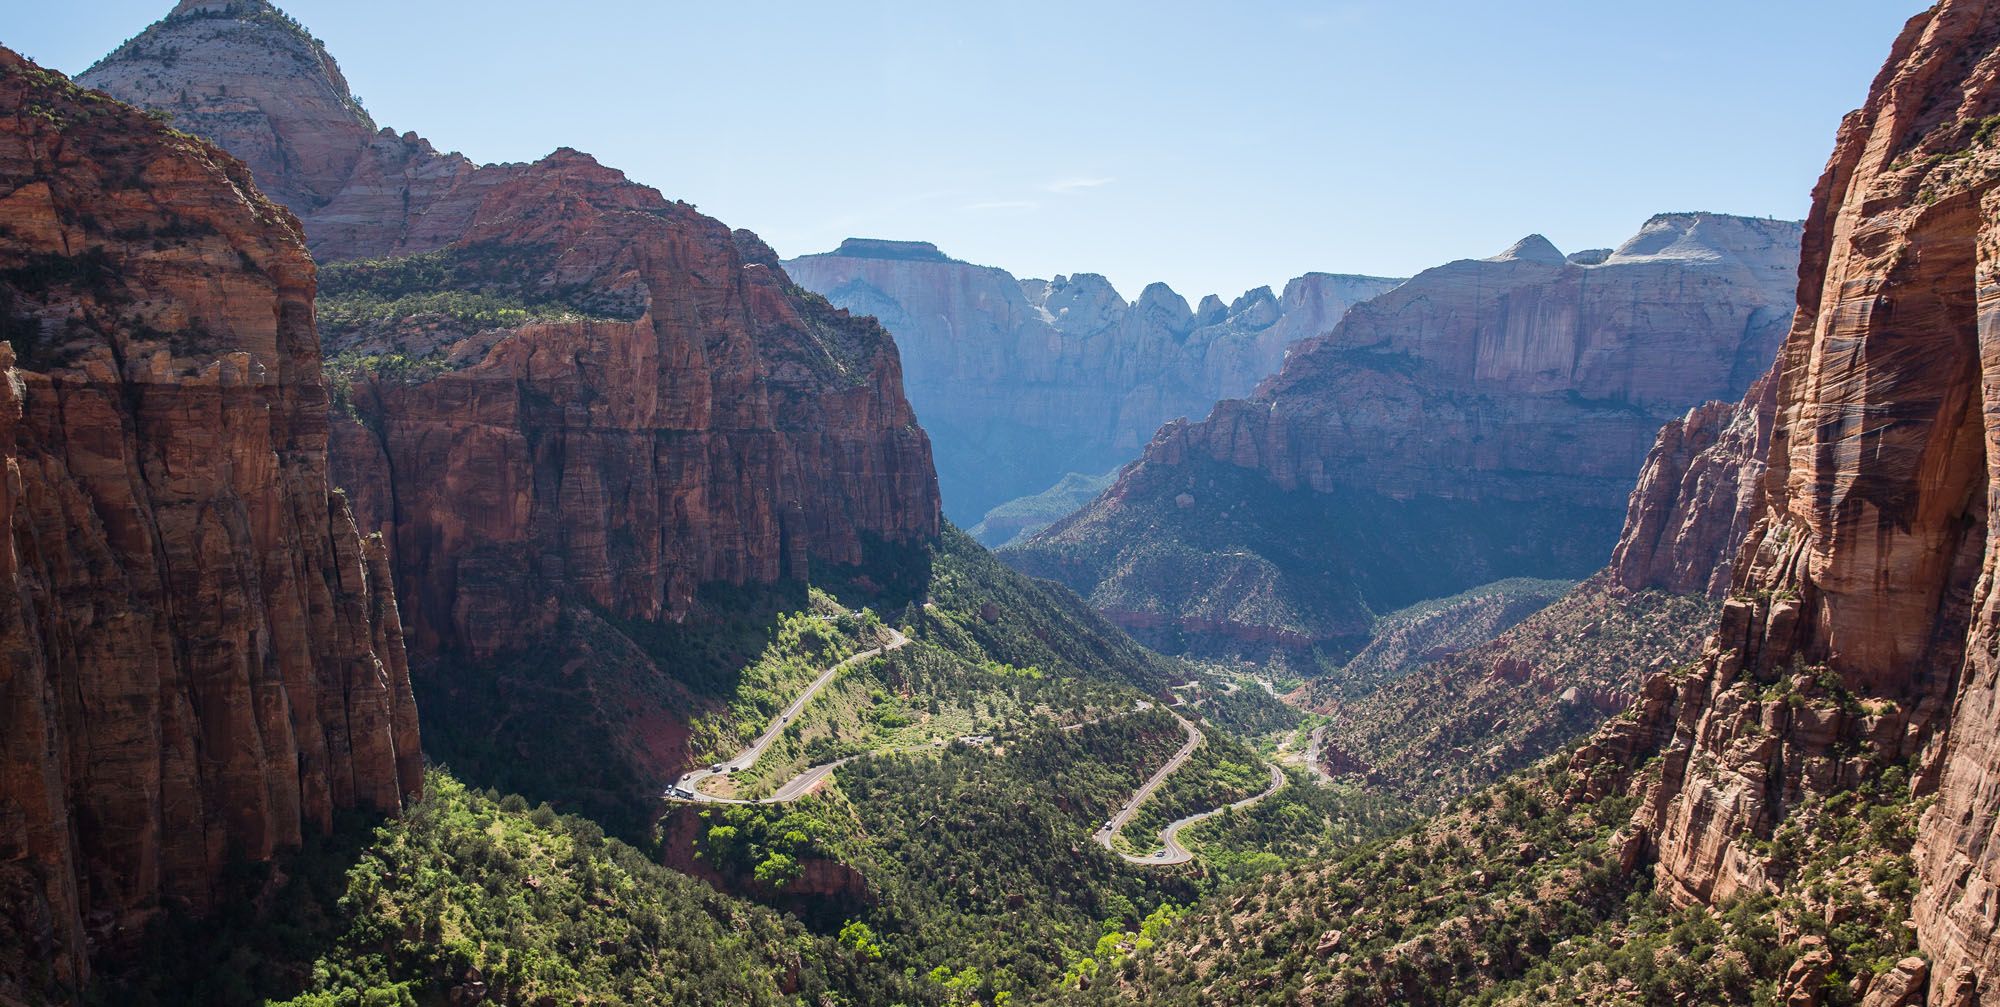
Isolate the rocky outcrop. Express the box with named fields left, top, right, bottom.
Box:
left=1609, top=370, right=1776, bottom=597
left=784, top=239, right=1403, bottom=521
left=0, top=49, right=418, bottom=998
left=79, top=0, right=492, bottom=263
left=1007, top=213, right=1802, bottom=654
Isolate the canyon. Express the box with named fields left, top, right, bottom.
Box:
left=0, top=49, right=418, bottom=999
left=1007, top=213, right=1803, bottom=656
left=784, top=239, right=1402, bottom=526
left=11, top=0, right=2000, bottom=1004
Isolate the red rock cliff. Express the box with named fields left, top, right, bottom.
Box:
left=326, top=151, right=941, bottom=659
left=77, top=1, right=940, bottom=812
left=1570, top=5, right=2000, bottom=1003
left=1608, top=371, right=1777, bottom=598
left=0, top=50, right=419, bottom=999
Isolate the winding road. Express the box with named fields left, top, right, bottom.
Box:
left=1303, top=725, right=1337, bottom=784
left=665, top=626, right=910, bottom=805
left=1093, top=709, right=1288, bottom=866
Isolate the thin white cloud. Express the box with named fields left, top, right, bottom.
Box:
left=964, top=199, right=1041, bottom=212
left=1044, top=176, right=1116, bottom=194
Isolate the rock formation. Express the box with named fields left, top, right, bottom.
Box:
left=1608, top=370, right=1776, bottom=597
left=0, top=49, right=418, bottom=998
left=79, top=1, right=941, bottom=820
left=320, top=152, right=941, bottom=661
left=1007, top=213, right=1802, bottom=655
left=1558, top=4, right=2000, bottom=1001
left=78, top=0, right=489, bottom=263
left=784, top=239, right=1403, bottom=522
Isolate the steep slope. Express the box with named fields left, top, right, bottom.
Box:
left=1305, top=375, right=1770, bottom=803
left=1009, top=213, right=1802, bottom=656
left=1615, top=4, right=2000, bottom=998
left=969, top=469, right=1118, bottom=548
left=785, top=239, right=1402, bottom=521
left=0, top=50, right=418, bottom=1000
left=78, top=1, right=947, bottom=828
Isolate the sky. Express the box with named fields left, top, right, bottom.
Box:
left=3, top=1, right=1934, bottom=301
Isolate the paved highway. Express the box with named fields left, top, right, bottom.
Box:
left=1303, top=725, right=1337, bottom=784
left=664, top=626, right=910, bottom=805
left=1093, top=709, right=1289, bottom=866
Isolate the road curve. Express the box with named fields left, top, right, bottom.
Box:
left=1094, top=709, right=1204, bottom=849
left=1303, top=725, right=1337, bottom=784
left=666, top=626, right=910, bottom=805
left=1147, top=762, right=1287, bottom=863
left=1094, top=710, right=1289, bottom=866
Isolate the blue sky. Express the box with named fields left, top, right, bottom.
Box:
left=5, top=1, right=1932, bottom=300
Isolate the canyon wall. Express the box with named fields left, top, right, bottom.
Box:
left=1007, top=214, right=1801, bottom=655
left=784, top=239, right=1402, bottom=524
left=0, top=49, right=418, bottom=998
left=1559, top=4, right=2000, bottom=1002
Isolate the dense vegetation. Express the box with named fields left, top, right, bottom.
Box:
left=1113, top=725, right=1268, bottom=855
left=657, top=710, right=1202, bottom=1004
left=1319, top=577, right=1576, bottom=699
left=1061, top=741, right=1925, bottom=1007
left=1176, top=773, right=1413, bottom=884
left=89, top=770, right=916, bottom=1007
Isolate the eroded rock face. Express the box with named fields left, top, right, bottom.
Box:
left=79, top=0, right=489, bottom=262
left=1007, top=213, right=1802, bottom=654
left=784, top=239, right=1404, bottom=522
left=1567, top=5, right=2000, bottom=1002
left=326, top=154, right=942, bottom=659
left=0, top=49, right=418, bottom=996
left=1609, top=371, right=1776, bottom=598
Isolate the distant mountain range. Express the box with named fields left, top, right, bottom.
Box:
left=785, top=239, right=1402, bottom=524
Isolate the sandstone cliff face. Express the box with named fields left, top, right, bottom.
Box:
left=784, top=239, right=1403, bottom=523
left=1007, top=214, right=1801, bottom=654
left=1556, top=5, right=2000, bottom=1002
left=0, top=50, right=418, bottom=998
left=78, top=0, right=489, bottom=263
left=1608, top=371, right=1776, bottom=598
left=326, top=153, right=942, bottom=660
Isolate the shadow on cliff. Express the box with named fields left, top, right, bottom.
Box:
left=83, top=812, right=383, bottom=1007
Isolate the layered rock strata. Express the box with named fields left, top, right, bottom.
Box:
left=1608, top=371, right=1777, bottom=597
left=79, top=0, right=941, bottom=816
left=1564, top=5, right=2000, bottom=1001
left=0, top=49, right=419, bottom=997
